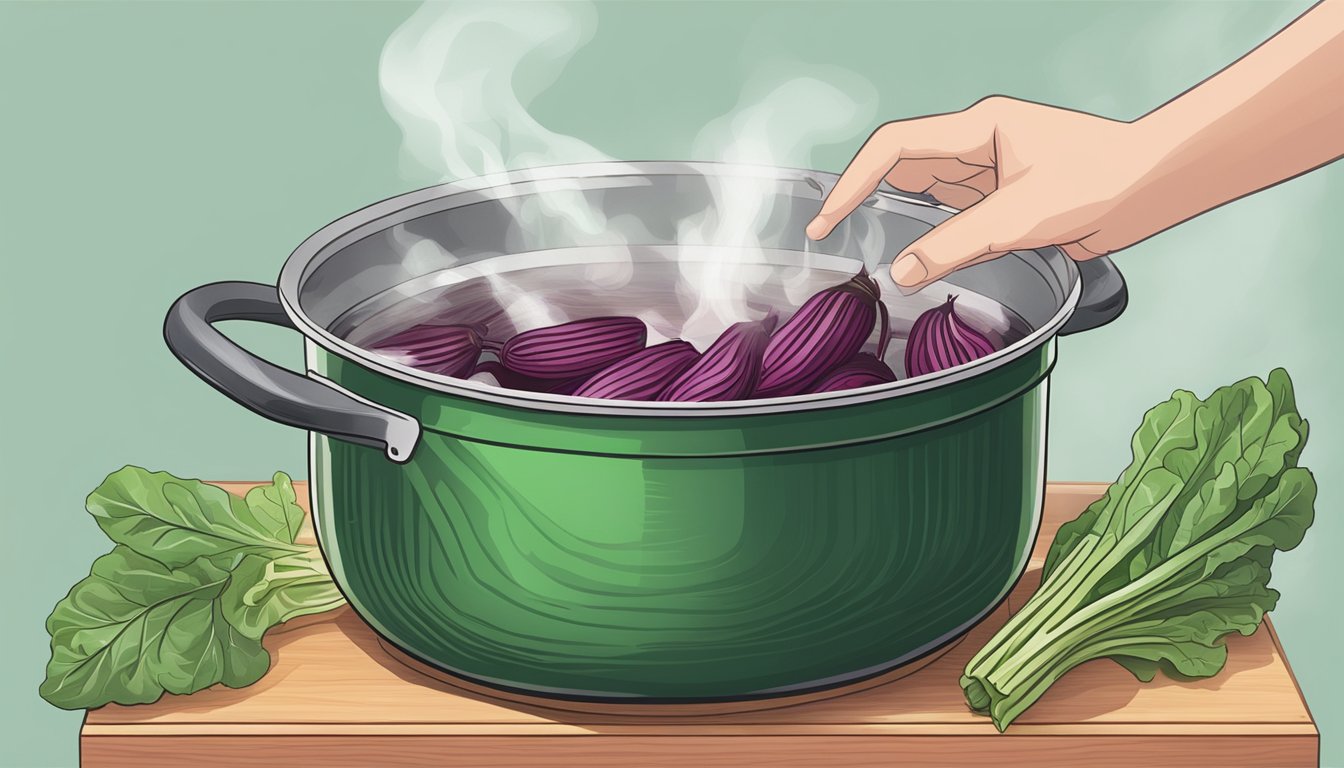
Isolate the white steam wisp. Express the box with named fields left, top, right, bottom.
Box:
left=377, top=0, right=880, bottom=349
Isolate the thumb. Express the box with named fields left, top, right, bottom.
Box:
left=890, top=194, right=1032, bottom=289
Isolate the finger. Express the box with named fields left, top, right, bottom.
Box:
left=926, top=181, right=986, bottom=210
left=1058, top=241, right=1106, bottom=261
left=890, top=195, right=1037, bottom=289
left=885, top=158, right=986, bottom=194
left=805, top=132, right=901, bottom=240
left=807, top=113, right=995, bottom=240
left=956, top=168, right=998, bottom=197
left=884, top=158, right=940, bottom=194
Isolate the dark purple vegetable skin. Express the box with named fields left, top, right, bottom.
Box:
left=371, top=270, right=910, bottom=399
left=370, top=323, right=485, bottom=379
left=904, top=294, right=997, bottom=377
left=500, top=316, right=647, bottom=379
left=471, top=361, right=588, bottom=395
left=756, top=269, right=885, bottom=398
left=658, top=316, right=777, bottom=402
left=811, top=353, right=898, bottom=393
left=573, top=341, right=701, bottom=401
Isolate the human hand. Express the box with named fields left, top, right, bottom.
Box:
left=805, top=97, right=1163, bottom=290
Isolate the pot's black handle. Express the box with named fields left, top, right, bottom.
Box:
left=163, top=281, right=420, bottom=463
left=1058, top=255, right=1127, bottom=335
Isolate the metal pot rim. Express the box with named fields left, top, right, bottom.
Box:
left=276, top=160, right=1081, bottom=417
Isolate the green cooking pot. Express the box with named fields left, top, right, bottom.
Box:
left=163, top=162, right=1126, bottom=702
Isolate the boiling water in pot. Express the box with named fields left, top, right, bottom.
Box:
left=331, top=246, right=1032, bottom=387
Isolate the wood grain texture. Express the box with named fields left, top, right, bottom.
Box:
left=81, top=482, right=1320, bottom=767
left=79, top=735, right=1319, bottom=768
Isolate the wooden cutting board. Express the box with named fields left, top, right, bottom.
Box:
left=79, top=482, right=1319, bottom=767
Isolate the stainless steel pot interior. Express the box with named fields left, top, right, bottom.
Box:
left=277, top=161, right=1087, bottom=414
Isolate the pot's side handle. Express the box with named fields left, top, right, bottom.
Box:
left=1058, top=255, right=1128, bottom=335
left=163, top=281, right=420, bottom=463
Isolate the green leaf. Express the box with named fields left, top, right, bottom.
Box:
left=1166, top=462, right=1239, bottom=554
left=1106, top=638, right=1229, bottom=682
left=39, top=547, right=270, bottom=710
left=1183, top=467, right=1316, bottom=580
left=1267, top=367, right=1310, bottom=470
left=221, top=550, right=346, bottom=640
left=1144, top=378, right=1273, bottom=563
left=242, top=472, right=305, bottom=546
left=1041, top=391, right=1200, bottom=582
left=1110, top=654, right=1161, bottom=683
left=86, top=467, right=305, bottom=567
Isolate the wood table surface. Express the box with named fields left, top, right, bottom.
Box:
left=80, top=482, right=1319, bottom=767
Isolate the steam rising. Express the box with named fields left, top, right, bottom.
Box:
left=380, top=1, right=606, bottom=179
left=377, top=0, right=880, bottom=348
left=677, top=71, right=877, bottom=338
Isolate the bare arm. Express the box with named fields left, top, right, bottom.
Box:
left=808, top=0, right=1344, bottom=289
left=1114, top=0, right=1344, bottom=248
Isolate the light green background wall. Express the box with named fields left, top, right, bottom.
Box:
left=3, top=1, right=1340, bottom=766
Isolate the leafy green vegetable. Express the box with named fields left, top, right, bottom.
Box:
left=41, top=468, right=345, bottom=710
left=962, top=368, right=1316, bottom=731
left=85, top=468, right=307, bottom=567
left=39, top=547, right=270, bottom=709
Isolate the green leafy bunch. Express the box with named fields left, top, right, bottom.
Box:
left=962, top=368, right=1316, bottom=730
left=40, top=469, right=346, bottom=710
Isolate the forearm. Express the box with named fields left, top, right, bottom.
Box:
left=1120, top=0, right=1344, bottom=243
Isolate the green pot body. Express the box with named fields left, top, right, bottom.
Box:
left=307, top=342, right=1052, bottom=701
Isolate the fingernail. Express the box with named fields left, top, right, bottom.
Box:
left=891, top=253, right=928, bottom=287
left=805, top=216, right=827, bottom=240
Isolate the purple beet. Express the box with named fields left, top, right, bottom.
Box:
left=811, top=352, right=898, bottom=393
left=658, top=316, right=777, bottom=402
left=370, top=323, right=485, bottom=379
left=573, top=341, right=701, bottom=401
left=500, top=316, right=647, bottom=379
left=904, top=295, right=997, bottom=378
left=756, top=269, right=883, bottom=398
